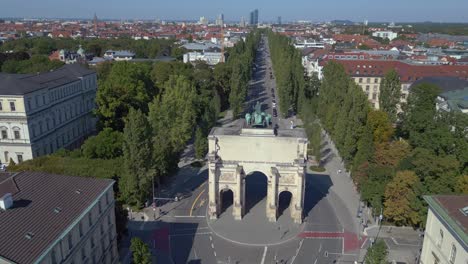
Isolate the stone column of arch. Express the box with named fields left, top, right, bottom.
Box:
left=232, top=165, right=244, bottom=220
left=207, top=153, right=219, bottom=220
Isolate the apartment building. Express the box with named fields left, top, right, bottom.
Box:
left=420, top=195, right=467, bottom=264
left=309, top=58, right=468, bottom=110
left=183, top=51, right=224, bottom=65
left=0, top=64, right=97, bottom=164
left=0, top=171, right=118, bottom=264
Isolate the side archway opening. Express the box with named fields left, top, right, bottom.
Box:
left=219, top=189, right=233, bottom=216
left=278, top=191, right=293, bottom=218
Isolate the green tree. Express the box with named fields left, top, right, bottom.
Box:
left=374, top=140, right=411, bottom=168
left=400, top=83, right=440, bottom=149
left=365, top=239, right=388, bottom=264
left=148, top=75, right=197, bottom=154
left=367, top=110, right=394, bottom=144
left=95, top=62, right=154, bottom=131
left=120, top=108, right=153, bottom=208
left=130, top=237, right=151, bottom=264
left=361, top=165, right=394, bottom=214
left=455, top=175, right=468, bottom=194
left=353, top=122, right=374, bottom=169
left=384, top=170, right=423, bottom=226
left=194, top=126, right=208, bottom=160
left=81, top=128, right=124, bottom=159
left=401, top=148, right=460, bottom=194
left=379, top=70, right=401, bottom=122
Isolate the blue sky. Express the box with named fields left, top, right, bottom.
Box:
left=1, top=0, right=467, bottom=22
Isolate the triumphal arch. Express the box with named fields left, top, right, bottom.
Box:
left=207, top=127, right=308, bottom=223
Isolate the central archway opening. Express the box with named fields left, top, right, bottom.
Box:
left=278, top=191, right=292, bottom=218
left=245, top=171, right=268, bottom=215
left=219, top=189, right=233, bottom=216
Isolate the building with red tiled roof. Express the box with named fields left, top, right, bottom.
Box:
left=317, top=59, right=468, bottom=109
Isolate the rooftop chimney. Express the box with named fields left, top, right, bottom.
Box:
left=0, top=193, right=13, bottom=210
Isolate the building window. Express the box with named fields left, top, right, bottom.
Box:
left=106, top=192, right=110, bottom=205
left=108, top=214, right=111, bottom=226
left=51, top=249, right=57, bottom=264
left=17, top=154, right=23, bottom=163
left=98, top=200, right=102, bottom=214
left=375, top=78, right=379, bottom=83
left=81, top=247, right=86, bottom=260
left=79, top=222, right=83, bottom=237
left=437, top=229, right=443, bottom=248
left=366, top=85, right=370, bottom=92
left=449, top=244, right=457, bottom=263
left=1, top=129, right=7, bottom=139
left=367, top=78, right=370, bottom=83
left=100, top=224, right=104, bottom=235
left=68, top=233, right=73, bottom=250
left=89, top=212, right=93, bottom=227
left=372, top=93, right=377, bottom=100
left=91, top=236, right=95, bottom=248
left=0, top=102, right=2, bottom=111
left=4, top=152, right=9, bottom=163
left=14, top=130, right=20, bottom=139
left=359, top=78, right=363, bottom=83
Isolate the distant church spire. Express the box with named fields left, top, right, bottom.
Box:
left=93, top=13, right=98, bottom=32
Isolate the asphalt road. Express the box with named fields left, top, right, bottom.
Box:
left=123, top=35, right=361, bottom=264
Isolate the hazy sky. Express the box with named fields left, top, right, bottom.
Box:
left=1, top=0, right=468, bottom=22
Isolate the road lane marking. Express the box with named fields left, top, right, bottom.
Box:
left=211, top=243, right=215, bottom=249
left=361, top=238, right=368, bottom=249
left=174, top=227, right=209, bottom=231
left=170, top=232, right=212, bottom=237
left=260, top=246, right=268, bottom=264
left=173, top=215, right=205, bottom=218
left=190, top=188, right=207, bottom=216
left=290, top=239, right=304, bottom=264
left=391, top=237, right=419, bottom=246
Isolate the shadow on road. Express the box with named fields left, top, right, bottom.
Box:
left=170, top=222, right=199, bottom=264
left=244, top=171, right=268, bottom=215
left=319, top=152, right=335, bottom=167
left=303, top=173, right=333, bottom=217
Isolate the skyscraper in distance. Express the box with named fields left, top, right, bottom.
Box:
left=278, top=16, right=282, bottom=25
left=93, top=13, right=98, bottom=32
left=249, top=9, right=259, bottom=26
left=216, top=14, right=224, bottom=26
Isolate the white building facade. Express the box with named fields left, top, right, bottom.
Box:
left=183, top=51, right=224, bottom=65
left=420, top=195, right=467, bottom=264
left=372, top=31, right=398, bottom=41
left=0, top=64, right=97, bottom=164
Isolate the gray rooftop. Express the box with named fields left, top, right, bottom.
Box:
left=0, top=64, right=95, bottom=96
left=210, top=126, right=307, bottom=139
left=0, top=171, right=113, bottom=264
left=182, top=42, right=221, bottom=51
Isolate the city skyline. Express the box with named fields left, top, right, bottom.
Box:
left=1, top=0, right=468, bottom=23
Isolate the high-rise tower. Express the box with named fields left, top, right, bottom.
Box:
left=93, top=13, right=98, bottom=32
left=249, top=9, right=259, bottom=26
